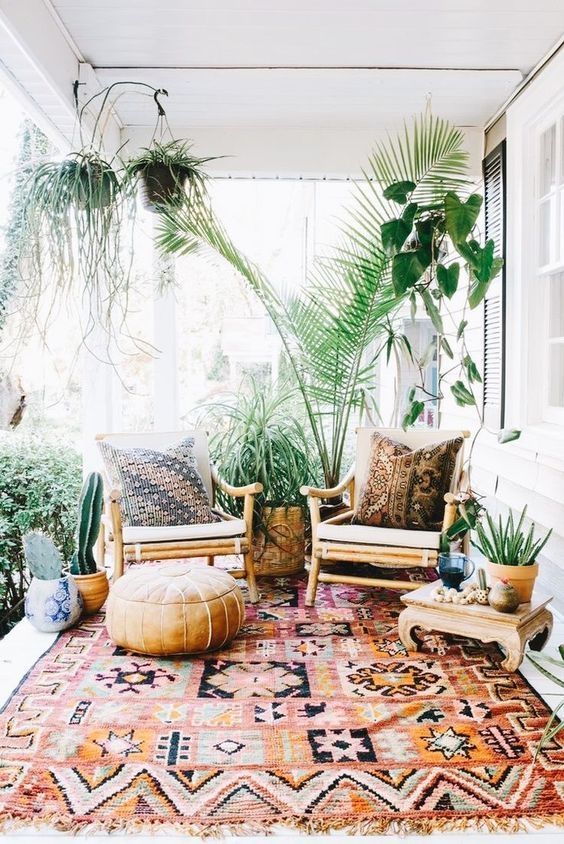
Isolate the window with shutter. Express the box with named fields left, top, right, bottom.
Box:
left=483, top=141, right=506, bottom=429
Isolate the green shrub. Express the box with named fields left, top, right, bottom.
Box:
left=0, top=434, right=82, bottom=635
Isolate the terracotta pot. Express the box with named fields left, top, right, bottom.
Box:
left=486, top=561, right=539, bottom=604
left=74, top=569, right=109, bottom=615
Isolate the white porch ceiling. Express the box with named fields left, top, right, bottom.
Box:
left=48, top=0, right=564, bottom=131
left=94, top=67, right=521, bottom=130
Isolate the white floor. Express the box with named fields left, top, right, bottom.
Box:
left=1, top=610, right=563, bottom=843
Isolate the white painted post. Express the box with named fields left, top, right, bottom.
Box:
left=152, top=254, right=179, bottom=431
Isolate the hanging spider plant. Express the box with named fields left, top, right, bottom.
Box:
left=126, top=139, right=217, bottom=212
left=16, top=81, right=183, bottom=356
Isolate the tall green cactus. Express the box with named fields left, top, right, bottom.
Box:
left=70, top=472, right=104, bottom=575
left=23, top=532, right=63, bottom=580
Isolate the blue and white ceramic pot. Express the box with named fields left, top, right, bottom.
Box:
left=25, top=575, right=83, bottom=632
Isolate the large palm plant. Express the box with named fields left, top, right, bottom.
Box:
left=157, top=115, right=473, bottom=487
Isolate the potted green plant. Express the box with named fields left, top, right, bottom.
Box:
left=23, top=532, right=83, bottom=632
left=70, top=471, right=108, bottom=615
left=22, top=149, right=124, bottom=287
left=204, top=380, right=319, bottom=577
left=472, top=506, right=552, bottom=603
left=126, top=140, right=216, bottom=212
left=527, top=644, right=564, bottom=759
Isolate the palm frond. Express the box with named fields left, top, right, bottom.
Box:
left=157, top=112, right=473, bottom=486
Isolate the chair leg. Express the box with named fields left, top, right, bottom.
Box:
left=244, top=549, right=259, bottom=604
left=205, top=555, right=214, bottom=566
left=113, top=535, right=124, bottom=581
left=305, top=552, right=322, bottom=607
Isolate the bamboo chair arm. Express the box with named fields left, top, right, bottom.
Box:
left=300, top=466, right=355, bottom=500
left=211, top=464, right=263, bottom=498
left=108, top=488, right=122, bottom=503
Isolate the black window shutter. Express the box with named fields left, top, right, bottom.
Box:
left=482, top=141, right=506, bottom=429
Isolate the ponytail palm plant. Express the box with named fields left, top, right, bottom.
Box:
left=157, top=115, right=475, bottom=488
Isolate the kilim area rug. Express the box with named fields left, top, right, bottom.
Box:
left=1, top=566, right=563, bottom=836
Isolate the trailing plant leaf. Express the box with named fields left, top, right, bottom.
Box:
left=456, top=319, right=468, bottom=340
left=401, top=399, right=425, bottom=429
left=441, top=337, right=454, bottom=359
left=436, top=262, right=460, bottom=298
left=450, top=380, right=476, bottom=406
left=497, top=428, right=521, bottom=444
left=420, top=287, right=444, bottom=334
left=383, top=180, right=416, bottom=203
left=463, top=354, right=482, bottom=383
left=392, top=250, right=430, bottom=294
left=444, top=192, right=482, bottom=242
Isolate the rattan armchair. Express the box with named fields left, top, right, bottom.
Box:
left=301, top=427, right=470, bottom=607
left=96, top=431, right=262, bottom=603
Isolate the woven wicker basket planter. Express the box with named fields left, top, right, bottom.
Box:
left=252, top=505, right=305, bottom=577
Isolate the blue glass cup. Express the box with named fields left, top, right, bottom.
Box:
left=438, top=553, right=475, bottom=591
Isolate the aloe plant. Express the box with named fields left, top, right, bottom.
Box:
left=526, top=645, right=564, bottom=759
left=472, top=506, right=552, bottom=566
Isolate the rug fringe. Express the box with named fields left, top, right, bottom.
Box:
left=1, top=810, right=564, bottom=837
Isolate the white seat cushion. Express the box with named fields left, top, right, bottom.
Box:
left=122, top=518, right=246, bottom=545
left=316, top=522, right=441, bottom=550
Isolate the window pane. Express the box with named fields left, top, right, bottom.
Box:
left=549, top=272, right=564, bottom=338
left=540, top=123, right=556, bottom=196
left=539, top=199, right=552, bottom=265
left=549, top=343, right=564, bottom=407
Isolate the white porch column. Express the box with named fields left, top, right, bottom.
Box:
left=152, top=255, right=179, bottom=431
left=80, top=342, right=123, bottom=470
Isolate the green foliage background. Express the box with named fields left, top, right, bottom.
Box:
left=0, top=434, right=82, bottom=635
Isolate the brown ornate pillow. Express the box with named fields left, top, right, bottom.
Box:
left=353, top=432, right=463, bottom=531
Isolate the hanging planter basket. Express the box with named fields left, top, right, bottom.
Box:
left=138, top=163, right=188, bottom=211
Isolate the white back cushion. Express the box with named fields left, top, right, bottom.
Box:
left=354, top=427, right=466, bottom=508
left=96, top=430, right=213, bottom=501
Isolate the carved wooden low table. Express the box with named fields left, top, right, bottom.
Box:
left=399, top=581, right=553, bottom=672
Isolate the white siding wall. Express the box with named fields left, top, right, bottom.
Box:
left=442, top=48, right=564, bottom=609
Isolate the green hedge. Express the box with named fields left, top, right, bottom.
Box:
left=0, top=434, right=82, bottom=635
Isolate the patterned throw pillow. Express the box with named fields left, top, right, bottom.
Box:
left=98, top=438, right=220, bottom=527
left=353, top=432, right=464, bottom=531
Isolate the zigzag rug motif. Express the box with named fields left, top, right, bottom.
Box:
left=0, top=567, right=563, bottom=834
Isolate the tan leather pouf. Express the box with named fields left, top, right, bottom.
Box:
left=106, top=563, right=245, bottom=656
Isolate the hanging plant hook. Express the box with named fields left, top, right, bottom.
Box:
left=153, top=88, right=168, bottom=117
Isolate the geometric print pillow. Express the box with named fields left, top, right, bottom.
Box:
left=98, top=437, right=220, bottom=527
left=352, top=432, right=464, bottom=531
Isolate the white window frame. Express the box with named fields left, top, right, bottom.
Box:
left=534, top=115, right=564, bottom=425
left=506, top=49, right=564, bottom=444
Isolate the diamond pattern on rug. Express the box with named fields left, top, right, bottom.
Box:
left=0, top=569, right=563, bottom=834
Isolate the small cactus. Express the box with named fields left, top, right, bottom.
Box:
left=70, top=472, right=104, bottom=576
left=23, top=532, right=63, bottom=580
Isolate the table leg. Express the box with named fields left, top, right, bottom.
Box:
left=398, top=609, right=422, bottom=653
left=528, top=610, right=553, bottom=653
left=499, top=610, right=553, bottom=672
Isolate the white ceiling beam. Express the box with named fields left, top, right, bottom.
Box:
left=0, top=0, right=120, bottom=149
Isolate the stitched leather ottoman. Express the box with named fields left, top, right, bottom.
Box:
left=106, top=562, right=245, bottom=655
